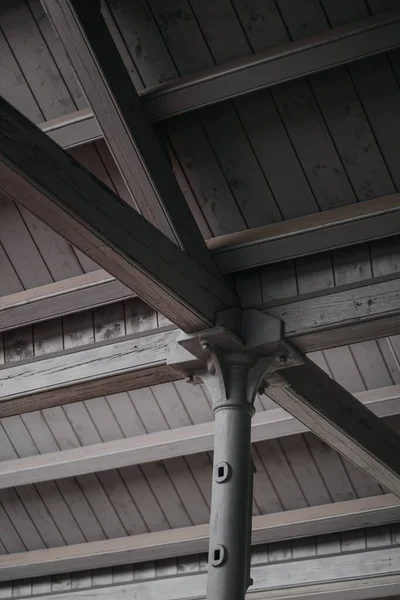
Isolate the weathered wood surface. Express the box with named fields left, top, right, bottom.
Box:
left=0, top=495, right=399, bottom=581
left=0, top=271, right=133, bottom=332
left=0, top=96, right=237, bottom=332
left=0, top=328, right=186, bottom=417
left=0, top=385, right=398, bottom=487
left=266, top=275, right=400, bottom=352
left=33, top=9, right=400, bottom=129
left=210, top=195, right=400, bottom=273
left=269, top=358, right=400, bottom=496
left=1, top=538, right=400, bottom=598
left=42, top=0, right=219, bottom=280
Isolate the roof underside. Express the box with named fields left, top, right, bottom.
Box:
left=0, top=0, right=400, bottom=572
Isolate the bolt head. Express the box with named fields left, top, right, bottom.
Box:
left=201, top=341, right=211, bottom=352
left=278, top=355, right=288, bottom=366
left=186, top=375, right=194, bottom=384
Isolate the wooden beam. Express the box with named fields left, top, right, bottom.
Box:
left=267, top=276, right=400, bottom=353
left=144, top=9, right=400, bottom=121
left=42, top=0, right=219, bottom=279
left=1, top=276, right=400, bottom=416
left=267, top=359, right=400, bottom=497
left=2, top=195, right=399, bottom=334
left=0, top=385, right=398, bottom=487
left=0, top=96, right=237, bottom=332
left=37, top=10, right=400, bottom=139
left=39, top=108, right=101, bottom=149
left=0, top=327, right=193, bottom=417
left=0, top=271, right=133, bottom=332
left=209, top=195, right=400, bottom=273
left=0, top=495, right=399, bottom=581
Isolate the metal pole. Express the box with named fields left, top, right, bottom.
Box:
left=207, top=355, right=255, bottom=600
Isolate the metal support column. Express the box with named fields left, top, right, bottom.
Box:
left=207, top=354, right=255, bottom=599
left=168, top=309, right=303, bottom=600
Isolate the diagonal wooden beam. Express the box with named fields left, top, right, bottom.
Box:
left=0, top=385, right=398, bottom=488
left=41, top=0, right=219, bottom=279
left=0, top=494, right=399, bottom=581
left=0, top=96, right=237, bottom=332
left=38, top=9, right=400, bottom=138
left=267, top=358, right=400, bottom=497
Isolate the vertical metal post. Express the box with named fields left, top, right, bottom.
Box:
left=207, top=355, right=255, bottom=600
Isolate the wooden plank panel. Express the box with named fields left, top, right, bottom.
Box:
left=268, top=357, right=400, bottom=495
left=42, top=0, right=218, bottom=279
left=0, top=271, right=133, bottom=333
left=0, top=95, right=237, bottom=332
left=1, top=506, right=400, bottom=582
left=1, top=0, right=76, bottom=120
left=2, top=385, right=398, bottom=489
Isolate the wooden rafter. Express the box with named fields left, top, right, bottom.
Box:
left=41, top=0, right=219, bottom=279
left=0, top=495, right=399, bottom=581
left=39, top=9, right=400, bottom=143
left=268, top=359, right=400, bottom=497
left=0, top=386, right=398, bottom=487
left=0, top=271, right=133, bottom=332
left=0, top=96, right=237, bottom=332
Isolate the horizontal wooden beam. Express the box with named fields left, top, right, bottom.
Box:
left=1, top=276, right=400, bottom=416
left=0, top=385, right=398, bottom=487
left=0, top=271, right=133, bottom=332
left=2, top=196, right=399, bottom=333
left=38, top=9, right=400, bottom=143
left=267, top=275, right=400, bottom=352
left=0, top=96, right=237, bottom=333
left=39, top=108, right=101, bottom=149
left=0, top=328, right=187, bottom=417
left=209, top=195, right=400, bottom=273
left=0, top=495, right=399, bottom=581
left=42, top=0, right=219, bottom=279
left=268, top=359, right=400, bottom=497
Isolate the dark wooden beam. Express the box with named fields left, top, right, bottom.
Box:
left=0, top=96, right=237, bottom=332
left=41, top=0, right=219, bottom=279
left=37, top=9, right=400, bottom=136
left=268, top=358, right=400, bottom=496
left=209, top=195, right=400, bottom=273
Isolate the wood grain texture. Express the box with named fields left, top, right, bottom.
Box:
left=209, top=195, right=400, bottom=273
left=0, top=495, right=400, bottom=581
left=0, top=384, right=398, bottom=487
left=0, top=96, right=237, bottom=332
left=268, top=358, right=400, bottom=496
left=0, top=271, right=133, bottom=332
left=41, top=0, right=219, bottom=279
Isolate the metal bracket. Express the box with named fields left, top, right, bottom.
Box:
left=167, top=308, right=304, bottom=403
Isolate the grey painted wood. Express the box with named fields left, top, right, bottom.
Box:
left=0, top=386, right=398, bottom=489
left=0, top=196, right=52, bottom=289
left=210, top=195, right=400, bottom=273
left=268, top=357, right=400, bottom=495
left=142, top=9, right=400, bottom=121
left=2, top=538, right=400, bottom=596
left=0, top=96, right=237, bottom=332
left=0, top=271, right=133, bottom=333
left=0, top=0, right=76, bottom=120
left=0, top=327, right=183, bottom=417
left=0, top=26, right=42, bottom=125
left=42, top=0, right=218, bottom=279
